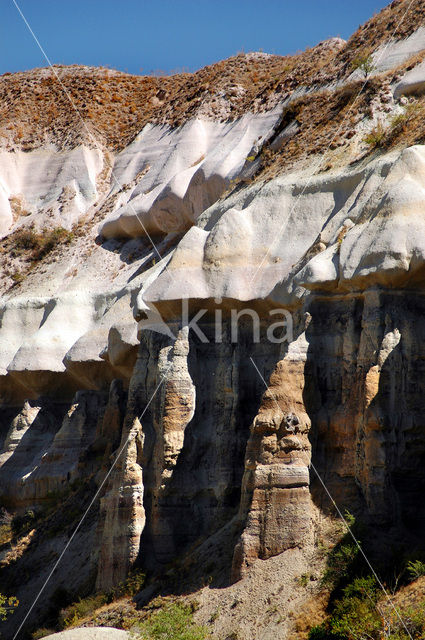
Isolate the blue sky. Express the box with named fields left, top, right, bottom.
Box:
left=2, top=1, right=390, bottom=76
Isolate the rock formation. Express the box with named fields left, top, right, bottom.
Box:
left=4, top=1, right=425, bottom=636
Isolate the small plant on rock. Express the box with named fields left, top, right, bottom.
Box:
left=364, top=120, right=386, bottom=148
left=351, top=51, right=375, bottom=79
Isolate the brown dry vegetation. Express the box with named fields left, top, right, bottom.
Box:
left=248, top=77, right=386, bottom=179
left=250, top=49, right=425, bottom=181
left=0, top=225, right=79, bottom=289
left=365, top=95, right=425, bottom=149
left=0, top=66, right=187, bottom=151
left=1, top=1, right=425, bottom=155
left=334, top=0, right=425, bottom=74
left=0, top=43, right=342, bottom=152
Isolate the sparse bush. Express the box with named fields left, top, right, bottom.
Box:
left=351, top=51, right=375, bottom=78
left=0, top=593, right=18, bottom=621
left=32, top=629, right=56, bottom=639
left=12, top=226, right=74, bottom=261
left=13, top=228, right=40, bottom=252
left=209, top=607, right=221, bottom=623
left=11, top=509, right=36, bottom=537
left=117, top=569, right=146, bottom=597
left=297, top=573, right=310, bottom=588
left=389, top=102, right=422, bottom=137
left=131, top=602, right=208, bottom=640
left=39, top=227, right=74, bottom=256
left=59, top=593, right=108, bottom=628
left=364, top=120, right=386, bottom=148
left=0, top=509, right=13, bottom=545
left=10, top=269, right=24, bottom=283
left=322, top=540, right=359, bottom=588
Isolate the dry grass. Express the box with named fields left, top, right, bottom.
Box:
left=0, top=66, right=185, bottom=151
left=0, top=530, right=35, bottom=568
left=251, top=77, right=387, bottom=177
left=373, top=97, right=425, bottom=149
left=333, top=0, right=425, bottom=77
left=287, top=592, right=329, bottom=640
left=1, top=1, right=425, bottom=155
left=0, top=50, right=338, bottom=150
left=0, top=523, right=12, bottom=547
left=0, top=225, right=76, bottom=289
left=9, top=226, right=74, bottom=261
left=0, top=39, right=345, bottom=151
left=247, top=48, right=425, bottom=180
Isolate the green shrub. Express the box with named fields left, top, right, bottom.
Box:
left=406, top=560, right=425, bottom=581
left=322, top=540, right=359, bottom=588
left=351, top=52, right=375, bottom=78
left=297, top=573, right=310, bottom=587
left=309, top=576, right=380, bottom=640
left=59, top=593, right=108, bottom=628
left=390, top=602, right=425, bottom=639
left=310, top=572, right=425, bottom=640
left=131, top=602, right=208, bottom=640
left=320, top=512, right=363, bottom=590
left=308, top=624, right=341, bottom=639
left=330, top=576, right=381, bottom=640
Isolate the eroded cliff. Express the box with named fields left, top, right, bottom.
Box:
left=3, top=1, right=425, bottom=637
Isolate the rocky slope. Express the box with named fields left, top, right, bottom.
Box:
left=3, top=1, right=425, bottom=637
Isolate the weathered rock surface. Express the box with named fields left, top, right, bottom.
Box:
left=0, top=146, right=103, bottom=236
left=43, top=630, right=128, bottom=640
left=232, top=330, right=313, bottom=579
left=4, top=12, right=425, bottom=638
left=394, top=59, right=425, bottom=97
left=99, top=110, right=281, bottom=238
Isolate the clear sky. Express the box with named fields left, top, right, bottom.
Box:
left=2, top=0, right=390, bottom=76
